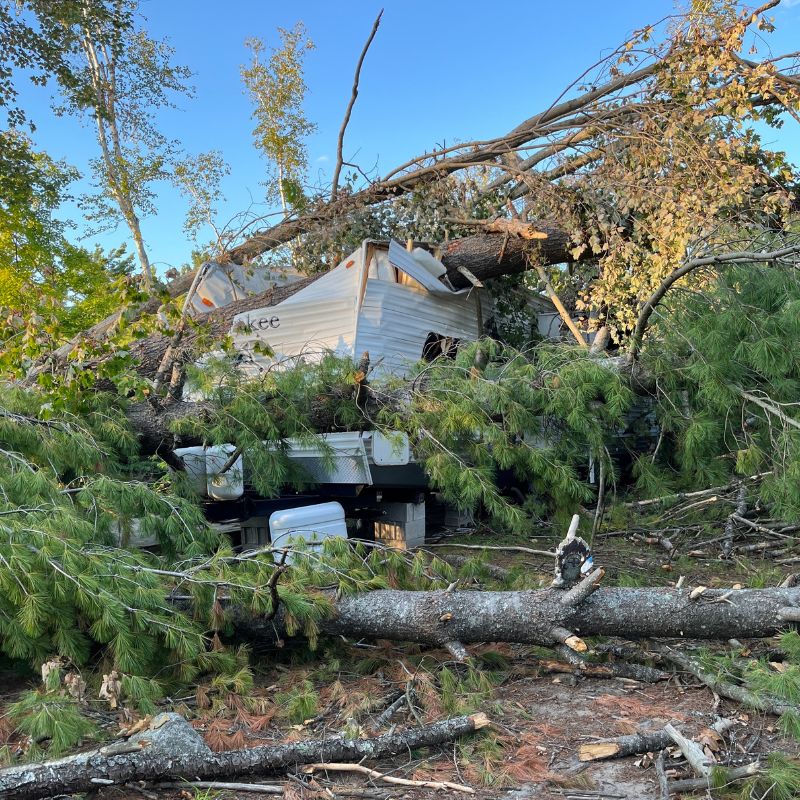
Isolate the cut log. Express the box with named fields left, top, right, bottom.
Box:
left=579, top=717, right=734, bottom=763
left=579, top=729, right=674, bottom=762
left=0, top=712, right=489, bottom=800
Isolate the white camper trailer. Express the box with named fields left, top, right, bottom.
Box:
left=227, top=240, right=560, bottom=378
left=180, top=240, right=562, bottom=551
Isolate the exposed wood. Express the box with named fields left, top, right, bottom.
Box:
left=303, top=761, right=476, bottom=793
left=0, top=712, right=488, bottom=800
left=668, top=761, right=761, bottom=794
left=664, top=723, right=711, bottom=778
left=579, top=717, right=733, bottom=763
left=456, top=265, right=484, bottom=287
left=579, top=730, right=675, bottom=762
left=156, top=781, right=282, bottom=795
left=533, top=262, right=587, bottom=347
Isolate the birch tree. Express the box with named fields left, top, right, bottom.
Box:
left=61, top=1, right=192, bottom=290
left=241, top=23, right=316, bottom=218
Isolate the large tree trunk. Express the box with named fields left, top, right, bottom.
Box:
left=225, top=582, right=800, bottom=655
left=3, top=582, right=798, bottom=799
left=441, top=225, right=576, bottom=288
left=320, top=585, right=800, bottom=645
left=0, top=712, right=488, bottom=800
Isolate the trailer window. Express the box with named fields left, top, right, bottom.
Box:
left=422, top=332, right=459, bottom=362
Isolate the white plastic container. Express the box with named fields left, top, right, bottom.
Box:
left=205, top=444, right=244, bottom=501
left=369, top=431, right=410, bottom=466
left=175, top=446, right=208, bottom=495
left=268, top=502, right=347, bottom=560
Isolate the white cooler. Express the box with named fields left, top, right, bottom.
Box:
left=268, top=502, right=348, bottom=561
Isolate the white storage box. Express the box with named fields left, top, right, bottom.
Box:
left=269, top=502, right=348, bottom=560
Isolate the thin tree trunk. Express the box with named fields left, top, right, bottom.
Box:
left=80, top=25, right=154, bottom=291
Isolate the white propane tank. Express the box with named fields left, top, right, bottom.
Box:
left=269, top=502, right=347, bottom=563
left=174, top=446, right=208, bottom=495
left=205, top=444, right=244, bottom=501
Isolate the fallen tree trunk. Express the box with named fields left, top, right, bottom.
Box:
left=227, top=583, right=800, bottom=656
left=580, top=729, right=676, bottom=762
left=317, top=585, right=800, bottom=647
left=0, top=712, right=489, bottom=800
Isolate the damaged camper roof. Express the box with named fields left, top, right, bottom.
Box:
left=190, top=240, right=561, bottom=379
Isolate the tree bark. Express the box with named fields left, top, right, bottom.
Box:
left=579, top=729, right=676, bottom=762
left=0, top=712, right=489, bottom=800
left=226, top=585, right=800, bottom=655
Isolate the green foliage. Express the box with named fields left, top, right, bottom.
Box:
left=0, top=385, right=217, bottom=675
left=698, top=638, right=800, bottom=744
left=177, top=352, right=366, bottom=498
left=275, top=679, right=318, bottom=724
left=779, top=631, right=800, bottom=663
left=439, top=664, right=500, bottom=716
left=8, top=690, right=99, bottom=756
left=241, top=23, right=316, bottom=214
left=744, top=662, right=800, bottom=705
left=179, top=339, right=633, bottom=531
left=172, top=150, right=231, bottom=252
left=380, top=340, right=630, bottom=527
left=739, top=754, right=800, bottom=800
left=0, top=1, right=131, bottom=128
left=0, top=131, right=140, bottom=382
left=641, top=262, right=800, bottom=515
left=287, top=168, right=505, bottom=276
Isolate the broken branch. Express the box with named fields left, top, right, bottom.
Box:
left=331, top=9, right=383, bottom=200
left=303, top=762, right=476, bottom=794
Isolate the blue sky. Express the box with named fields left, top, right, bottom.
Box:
left=17, top=0, right=800, bottom=275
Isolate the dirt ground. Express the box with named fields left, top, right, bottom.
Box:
left=3, top=518, right=800, bottom=800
